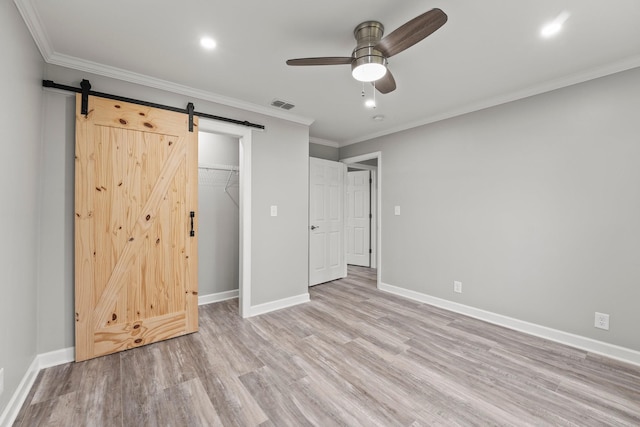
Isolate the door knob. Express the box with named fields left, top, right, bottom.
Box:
left=310, top=225, right=319, bottom=230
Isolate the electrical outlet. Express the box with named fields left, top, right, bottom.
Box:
left=454, top=281, right=462, bottom=293
left=270, top=205, right=278, bottom=217
left=0, top=368, right=4, bottom=396
left=594, top=312, right=610, bottom=330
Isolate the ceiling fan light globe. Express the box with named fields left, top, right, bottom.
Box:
left=352, top=62, right=387, bottom=82
left=351, top=53, right=387, bottom=82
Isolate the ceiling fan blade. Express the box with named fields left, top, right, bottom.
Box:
left=375, top=8, right=448, bottom=58
left=286, top=57, right=353, bottom=66
left=375, top=70, right=396, bottom=94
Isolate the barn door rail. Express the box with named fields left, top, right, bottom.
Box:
left=42, top=79, right=265, bottom=132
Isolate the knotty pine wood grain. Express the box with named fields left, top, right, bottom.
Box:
left=17, top=266, right=640, bottom=426
left=74, top=95, right=198, bottom=362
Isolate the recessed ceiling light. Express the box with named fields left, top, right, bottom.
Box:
left=541, top=11, right=570, bottom=38
left=200, top=37, right=217, bottom=50
left=365, top=99, right=376, bottom=108
left=372, top=115, right=385, bottom=122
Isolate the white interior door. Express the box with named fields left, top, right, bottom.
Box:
left=346, top=171, right=371, bottom=267
left=309, top=158, right=346, bottom=286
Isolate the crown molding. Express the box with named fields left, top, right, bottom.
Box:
left=342, top=55, right=640, bottom=147
left=309, top=137, right=340, bottom=148
left=14, top=0, right=54, bottom=60
left=14, top=0, right=314, bottom=128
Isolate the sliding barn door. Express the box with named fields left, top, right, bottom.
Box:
left=75, top=94, right=198, bottom=362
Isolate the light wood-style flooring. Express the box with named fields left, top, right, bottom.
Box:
left=14, top=266, right=640, bottom=426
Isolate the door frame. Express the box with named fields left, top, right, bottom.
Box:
left=198, top=118, right=254, bottom=318
left=345, top=165, right=377, bottom=269
left=340, top=152, right=382, bottom=287
left=345, top=169, right=372, bottom=268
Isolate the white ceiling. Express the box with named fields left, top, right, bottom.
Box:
left=16, top=0, right=640, bottom=146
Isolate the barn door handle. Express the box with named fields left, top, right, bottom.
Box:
left=190, top=211, right=195, bottom=237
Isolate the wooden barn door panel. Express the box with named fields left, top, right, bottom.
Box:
left=75, top=94, right=198, bottom=362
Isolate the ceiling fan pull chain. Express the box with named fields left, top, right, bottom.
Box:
left=361, top=82, right=365, bottom=97
left=373, top=81, right=377, bottom=109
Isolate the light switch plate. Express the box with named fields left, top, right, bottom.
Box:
left=394, top=206, right=401, bottom=216
left=270, top=205, right=278, bottom=217
left=454, top=281, right=462, bottom=293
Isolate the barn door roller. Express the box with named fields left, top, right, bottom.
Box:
left=80, top=79, right=91, bottom=117
left=187, top=102, right=195, bottom=132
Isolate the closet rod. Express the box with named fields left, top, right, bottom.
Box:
left=42, top=79, right=265, bottom=131
left=198, top=164, right=239, bottom=172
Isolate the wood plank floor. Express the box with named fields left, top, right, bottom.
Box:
left=14, top=266, right=640, bottom=426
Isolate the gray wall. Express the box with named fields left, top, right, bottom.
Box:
left=37, top=91, right=75, bottom=354
left=198, top=133, right=240, bottom=296
left=309, top=142, right=339, bottom=161
left=0, top=0, right=44, bottom=413
left=37, top=63, right=310, bottom=355
left=251, top=120, right=309, bottom=304
left=340, top=67, right=640, bottom=352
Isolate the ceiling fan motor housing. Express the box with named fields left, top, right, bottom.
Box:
left=351, top=21, right=387, bottom=74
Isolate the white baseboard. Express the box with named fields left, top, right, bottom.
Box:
left=38, top=347, right=75, bottom=370
left=198, top=289, right=239, bottom=306
left=379, top=282, right=640, bottom=367
left=0, top=347, right=75, bottom=426
left=0, top=357, right=39, bottom=427
left=245, top=293, right=310, bottom=317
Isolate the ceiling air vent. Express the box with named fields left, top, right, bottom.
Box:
left=270, top=99, right=295, bottom=110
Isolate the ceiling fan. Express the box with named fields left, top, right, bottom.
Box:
left=286, top=8, right=448, bottom=94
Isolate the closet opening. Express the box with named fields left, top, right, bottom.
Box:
left=197, top=118, right=253, bottom=318
left=198, top=131, right=241, bottom=306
